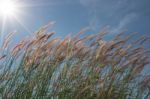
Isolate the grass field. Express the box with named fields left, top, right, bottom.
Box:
left=0, top=26, right=149, bottom=99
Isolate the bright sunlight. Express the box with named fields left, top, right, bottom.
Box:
left=0, top=0, right=18, bottom=17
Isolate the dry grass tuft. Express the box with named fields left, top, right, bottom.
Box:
left=0, top=25, right=149, bottom=99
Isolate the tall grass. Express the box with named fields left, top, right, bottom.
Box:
left=0, top=26, right=150, bottom=99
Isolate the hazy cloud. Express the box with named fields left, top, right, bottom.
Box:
left=79, top=0, right=146, bottom=32
left=111, top=13, right=138, bottom=33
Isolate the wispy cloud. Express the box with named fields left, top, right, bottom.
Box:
left=79, top=0, right=141, bottom=32
left=89, top=15, right=101, bottom=31
left=110, top=13, right=138, bottom=33
left=79, top=0, right=101, bottom=31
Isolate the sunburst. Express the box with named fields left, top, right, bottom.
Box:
left=0, top=0, right=19, bottom=17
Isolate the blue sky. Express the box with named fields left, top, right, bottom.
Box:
left=0, top=0, right=150, bottom=44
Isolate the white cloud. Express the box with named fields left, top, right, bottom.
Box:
left=89, top=15, right=101, bottom=31
left=79, top=0, right=102, bottom=31
left=79, top=0, right=139, bottom=32
left=111, top=13, right=137, bottom=33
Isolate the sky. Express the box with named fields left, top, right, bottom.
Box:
left=0, top=0, right=150, bottom=45
left=0, top=0, right=150, bottom=73
left=0, top=0, right=150, bottom=36
left=0, top=0, right=150, bottom=44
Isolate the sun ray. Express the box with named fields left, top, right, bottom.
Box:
left=0, top=0, right=55, bottom=44
left=0, top=17, right=6, bottom=47
left=13, top=15, right=32, bottom=35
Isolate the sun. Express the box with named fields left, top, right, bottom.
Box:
left=0, top=0, right=18, bottom=17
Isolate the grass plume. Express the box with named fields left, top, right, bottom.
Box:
left=0, top=25, right=150, bottom=99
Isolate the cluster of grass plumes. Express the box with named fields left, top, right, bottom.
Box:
left=0, top=25, right=150, bottom=99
